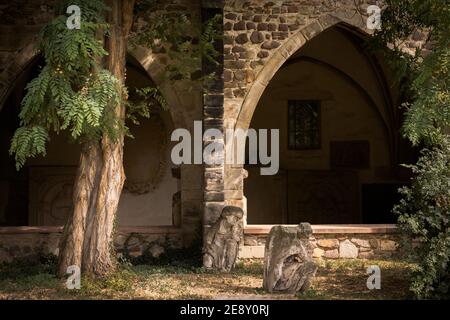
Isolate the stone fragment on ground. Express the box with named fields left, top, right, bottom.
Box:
left=263, top=223, right=317, bottom=294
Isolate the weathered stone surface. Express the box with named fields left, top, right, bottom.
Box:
left=233, top=20, right=246, bottom=30
left=244, top=235, right=258, bottom=246
left=359, top=246, right=372, bottom=252
left=224, top=69, right=233, bottom=82
left=225, top=13, right=238, bottom=21
left=263, top=223, right=317, bottom=294
left=351, top=238, right=371, bottom=248
left=261, top=40, right=280, bottom=50
left=235, top=34, right=249, bottom=44
left=148, top=243, right=165, bottom=258
left=114, top=234, right=127, bottom=247
left=369, top=239, right=379, bottom=248
left=128, top=245, right=143, bottom=258
left=313, top=247, right=324, bottom=258
left=224, top=21, right=232, bottom=31
left=380, top=240, right=397, bottom=251
left=358, top=251, right=374, bottom=259
left=203, top=206, right=244, bottom=272
left=339, top=240, right=358, bottom=258
left=246, top=22, right=256, bottom=29
left=258, top=50, right=269, bottom=58
left=317, top=239, right=339, bottom=248
left=250, top=31, right=265, bottom=44
left=322, top=249, right=338, bottom=259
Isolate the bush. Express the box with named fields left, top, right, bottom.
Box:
left=393, top=142, right=450, bottom=299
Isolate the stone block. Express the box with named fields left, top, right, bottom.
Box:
left=263, top=223, right=317, bottom=293
left=339, top=240, right=358, bottom=258
left=324, top=249, right=339, bottom=259
left=313, top=247, right=324, bottom=258
left=317, top=239, right=339, bottom=248
left=250, top=31, right=265, bottom=44
left=351, top=238, right=371, bottom=248
left=380, top=240, right=398, bottom=251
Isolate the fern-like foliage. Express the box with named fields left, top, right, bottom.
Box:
left=130, top=0, right=222, bottom=83
left=125, top=86, right=167, bottom=130
left=10, top=0, right=220, bottom=170
left=10, top=0, right=121, bottom=170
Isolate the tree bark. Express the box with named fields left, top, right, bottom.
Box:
left=58, top=0, right=135, bottom=277
left=58, top=141, right=102, bottom=276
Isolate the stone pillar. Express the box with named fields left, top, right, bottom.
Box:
left=201, top=0, right=229, bottom=268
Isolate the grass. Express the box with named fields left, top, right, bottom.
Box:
left=0, top=256, right=415, bottom=300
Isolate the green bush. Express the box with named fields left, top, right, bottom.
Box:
left=394, top=143, right=450, bottom=299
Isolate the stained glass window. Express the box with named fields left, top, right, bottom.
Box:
left=288, top=100, right=321, bottom=150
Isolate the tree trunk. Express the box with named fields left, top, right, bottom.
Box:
left=58, top=0, right=135, bottom=277
left=58, top=141, right=102, bottom=276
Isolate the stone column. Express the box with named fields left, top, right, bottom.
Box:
left=201, top=0, right=229, bottom=268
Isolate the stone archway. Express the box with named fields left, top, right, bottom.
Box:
left=223, top=13, right=374, bottom=216
left=0, top=42, right=188, bottom=130
left=128, top=47, right=190, bottom=130
left=223, top=11, right=410, bottom=226
left=0, top=41, right=39, bottom=112
left=234, top=14, right=372, bottom=132
left=0, top=39, right=191, bottom=227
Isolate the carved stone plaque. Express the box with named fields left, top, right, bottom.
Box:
left=287, top=170, right=360, bottom=224
left=28, top=166, right=77, bottom=226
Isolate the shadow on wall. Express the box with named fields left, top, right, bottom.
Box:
left=0, top=56, right=179, bottom=227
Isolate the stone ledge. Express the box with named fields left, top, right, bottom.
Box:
left=239, top=245, right=265, bottom=259
left=244, top=224, right=398, bottom=235
left=0, top=226, right=182, bottom=235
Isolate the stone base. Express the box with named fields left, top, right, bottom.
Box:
left=241, top=225, right=402, bottom=260
left=0, top=226, right=182, bottom=263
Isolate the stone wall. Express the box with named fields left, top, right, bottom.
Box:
left=0, top=227, right=182, bottom=263
left=242, top=231, right=402, bottom=260
left=220, top=0, right=381, bottom=225
left=0, top=227, right=400, bottom=263
left=223, top=0, right=376, bottom=125
left=220, top=0, right=429, bottom=227
left=311, top=234, right=399, bottom=259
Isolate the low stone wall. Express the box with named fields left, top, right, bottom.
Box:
left=0, top=226, right=182, bottom=263
left=241, top=225, right=402, bottom=260
left=0, top=232, right=60, bottom=263
left=1, top=225, right=402, bottom=263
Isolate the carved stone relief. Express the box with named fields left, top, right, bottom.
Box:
left=203, top=206, right=244, bottom=272
left=263, top=223, right=317, bottom=294
left=123, top=114, right=168, bottom=194
left=28, top=166, right=77, bottom=226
